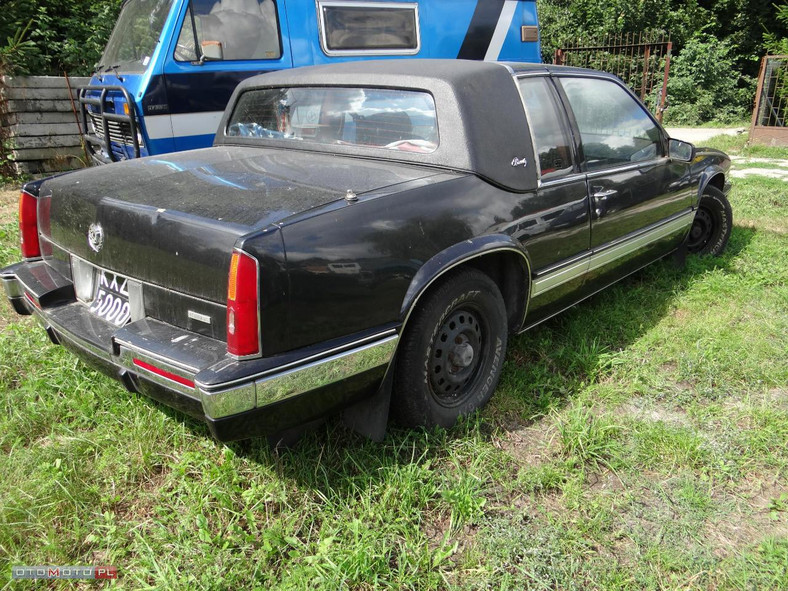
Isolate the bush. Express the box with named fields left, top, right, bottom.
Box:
left=664, top=34, right=755, bottom=125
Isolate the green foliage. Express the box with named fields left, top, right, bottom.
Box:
left=0, top=0, right=122, bottom=76
left=0, top=18, right=36, bottom=75
left=664, top=34, right=755, bottom=125
left=537, top=0, right=708, bottom=63
left=537, top=0, right=788, bottom=123
left=764, top=2, right=788, bottom=55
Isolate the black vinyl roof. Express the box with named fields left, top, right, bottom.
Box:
left=216, top=59, right=540, bottom=193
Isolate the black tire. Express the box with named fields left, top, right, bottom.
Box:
left=686, top=186, right=732, bottom=256
left=392, top=269, right=508, bottom=428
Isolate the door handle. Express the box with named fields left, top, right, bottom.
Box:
left=593, top=189, right=617, bottom=200
left=592, top=189, right=616, bottom=218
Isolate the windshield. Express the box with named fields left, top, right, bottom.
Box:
left=99, top=0, right=174, bottom=73
left=226, top=87, right=439, bottom=154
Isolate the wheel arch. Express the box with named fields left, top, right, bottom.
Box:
left=698, top=166, right=726, bottom=202
left=398, top=235, right=532, bottom=337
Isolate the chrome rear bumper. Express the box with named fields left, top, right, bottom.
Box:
left=2, top=261, right=397, bottom=440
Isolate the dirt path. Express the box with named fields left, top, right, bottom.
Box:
left=664, top=127, right=747, bottom=143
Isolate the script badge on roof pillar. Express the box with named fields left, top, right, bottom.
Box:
left=88, top=223, right=104, bottom=253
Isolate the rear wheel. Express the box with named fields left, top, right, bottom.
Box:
left=393, top=269, right=508, bottom=428
left=686, top=186, right=732, bottom=256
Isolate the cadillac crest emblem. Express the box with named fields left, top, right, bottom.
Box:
left=88, top=223, right=104, bottom=253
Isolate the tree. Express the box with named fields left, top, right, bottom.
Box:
left=664, top=34, right=754, bottom=124
left=764, top=2, right=788, bottom=54
left=0, top=0, right=122, bottom=76
left=536, top=0, right=788, bottom=123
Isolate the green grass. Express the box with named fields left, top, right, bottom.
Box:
left=703, top=132, right=788, bottom=160
left=1, top=157, right=788, bottom=588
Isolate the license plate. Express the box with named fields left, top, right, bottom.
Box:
left=88, top=271, right=131, bottom=326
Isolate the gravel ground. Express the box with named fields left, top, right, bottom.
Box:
left=664, top=127, right=747, bottom=143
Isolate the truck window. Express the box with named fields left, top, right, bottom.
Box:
left=102, top=0, right=174, bottom=72
left=318, top=1, right=419, bottom=55
left=175, top=0, right=281, bottom=62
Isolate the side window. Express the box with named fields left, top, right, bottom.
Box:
left=174, top=0, right=281, bottom=62
left=517, top=77, right=574, bottom=180
left=558, top=77, right=662, bottom=171
left=318, top=1, right=419, bottom=55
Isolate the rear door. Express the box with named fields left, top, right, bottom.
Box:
left=555, top=75, right=694, bottom=289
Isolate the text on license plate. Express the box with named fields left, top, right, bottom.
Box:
left=89, top=271, right=131, bottom=326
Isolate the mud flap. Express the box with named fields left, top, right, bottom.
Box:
left=341, top=366, right=394, bottom=442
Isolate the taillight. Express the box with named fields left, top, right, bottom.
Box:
left=19, top=190, right=40, bottom=258
left=227, top=250, right=260, bottom=357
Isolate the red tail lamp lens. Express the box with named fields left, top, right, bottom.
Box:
left=227, top=251, right=260, bottom=357
left=19, top=190, right=40, bottom=258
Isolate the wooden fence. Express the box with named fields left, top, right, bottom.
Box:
left=0, top=75, right=90, bottom=177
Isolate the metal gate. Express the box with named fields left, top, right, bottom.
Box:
left=750, top=55, right=788, bottom=145
left=553, top=34, right=672, bottom=122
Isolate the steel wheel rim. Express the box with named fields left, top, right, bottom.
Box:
left=429, top=308, right=484, bottom=407
left=687, top=207, right=713, bottom=251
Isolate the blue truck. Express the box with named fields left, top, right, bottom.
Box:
left=79, top=0, right=541, bottom=164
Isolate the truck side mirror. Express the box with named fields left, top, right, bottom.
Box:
left=201, top=41, right=224, bottom=61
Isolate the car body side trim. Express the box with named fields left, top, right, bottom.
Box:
left=588, top=211, right=692, bottom=273
left=531, top=256, right=588, bottom=297
left=531, top=210, right=694, bottom=297
left=585, top=157, right=668, bottom=180
left=253, top=334, right=399, bottom=408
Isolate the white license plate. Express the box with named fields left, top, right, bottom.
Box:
left=88, top=271, right=131, bottom=326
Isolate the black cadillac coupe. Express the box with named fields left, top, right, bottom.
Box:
left=1, top=60, right=732, bottom=442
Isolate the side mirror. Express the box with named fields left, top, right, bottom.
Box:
left=669, top=138, right=695, bottom=162
left=200, top=40, right=224, bottom=61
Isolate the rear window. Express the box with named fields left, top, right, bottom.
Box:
left=318, top=1, right=419, bottom=54
left=226, top=87, right=438, bottom=153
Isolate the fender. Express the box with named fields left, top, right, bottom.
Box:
left=697, top=165, right=727, bottom=205
left=693, top=146, right=731, bottom=206
left=398, top=233, right=532, bottom=329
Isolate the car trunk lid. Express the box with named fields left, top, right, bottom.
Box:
left=41, top=146, right=439, bottom=303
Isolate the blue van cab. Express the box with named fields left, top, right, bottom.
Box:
left=79, top=0, right=541, bottom=164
